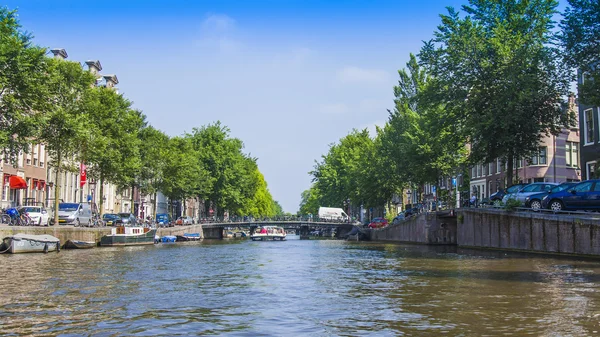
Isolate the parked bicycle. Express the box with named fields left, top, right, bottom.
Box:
left=1, top=207, right=32, bottom=226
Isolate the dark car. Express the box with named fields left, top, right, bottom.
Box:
left=541, top=180, right=600, bottom=211
left=368, top=217, right=388, bottom=229
left=102, top=213, right=120, bottom=226
left=489, top=183, right=528, bottom=205
left=524, top=182, right=577, bottom=210
left=115, top=213, right=137, bottom=226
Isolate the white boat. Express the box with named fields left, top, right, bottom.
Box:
left=100, top=226, right=156, bottom=246
left=251, top=226, right=287, bottom=241
left=0, top=234, right=60, bottom=253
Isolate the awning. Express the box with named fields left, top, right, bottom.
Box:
left=9, top=176, right=27, bottom=189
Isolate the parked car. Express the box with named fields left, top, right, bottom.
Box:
left=102, top=213, right=120, bottom=226
left=50, top=203, right=93, bottom=226
left=156, top=213, right=172, bottom=227
left=524, top=182, right=577, bottom=210
left=115, top=213, right=137, bottom=226
left=368, top=217, right=389, bottom=229
left=542, top=179, right=600, bottom=211
left=18, top=206, right=49, bottom=226
left=489, top=183, right=528, bottom=205
left=392, top=213, right=406, bottom=224
left=502, top=183, right=558, bottom=206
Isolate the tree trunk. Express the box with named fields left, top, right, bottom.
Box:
left=131, top=184, right=135, bottom=216
left=99, top=176, right=105, bottom=216
left=506, top=153, right=514, bottom=188
left=153, top=191, right=157, bottom=220
left=53, top=153, right=61, bottom=227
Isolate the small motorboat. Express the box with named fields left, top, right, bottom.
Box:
left=161, top=235, right=177, bottom=243
left=0, top=234, right=60, bottom=253
left=64, top=240, right=96, bottom=249
left=251, top=226, right=286, bottom=241
left=176, top=233, right=201, bottom=241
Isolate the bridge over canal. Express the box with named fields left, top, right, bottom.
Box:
left=201, top=221, right=356, bottom=239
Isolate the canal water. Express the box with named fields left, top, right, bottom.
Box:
left=2, top=237, right=600, bottom=336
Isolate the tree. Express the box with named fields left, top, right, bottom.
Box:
left=560, top=0, right=600, bottom=105
left=159, top=136, right=204, bottom=213
left=189, top=122, right=255, bottom=216
left=137, top=126, right=169, bottom=219
left=310, top=129, right=374, bottom=211
left=299, top=186, right=321, bottom=215
left=41, top=58, right=96, bottom=225
left=379, top=54, right=466, bottom=191
left=0, top=7, right=49, bottom=164
left=419, top=0, right=571, bottom=184
left=83, top=87, right=148, bottom=216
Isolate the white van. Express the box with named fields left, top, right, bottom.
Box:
left=318, top=207, right=349, bottom=221
left=50, top=203, right=92, bottom=226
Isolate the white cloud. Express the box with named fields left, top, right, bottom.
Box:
left=196, top=14, right=242, bottom=53
left=318, top=103, right=348, bottom=115
left=337, top=66, right=389, bottom=84
left=202, top=14, right=236, bottom=33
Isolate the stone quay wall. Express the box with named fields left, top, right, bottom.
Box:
left=370, top=212, right=457, bottom=245
left=0, top=226, right=111, bottom=245
left=0, top=224, right=206, bottom=246
left=458, top=209, right=600, bottom=256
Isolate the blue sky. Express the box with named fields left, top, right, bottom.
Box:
left=6, top=0, right=562, bottom=212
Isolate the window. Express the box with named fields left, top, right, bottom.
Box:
left=593, top=182, right=600, bottom=192
left=33, top=158, right=38, bottom=166
left=482, top=164, right=487, bottom=176
left=587, top=161, right=596, bottom=179
left=26, top=158, right=31, bottom=165
left=488, top=162, right=493, bottom=175
left=585, top=108, right=594, bottom=144
left=477, top=164, right=482, bottom=178
left=533, top=178, right=545, bottom=183
left=574, top=181, right=593, bottom=193
left=497, top=159, right=501, bottom=173
left=566, top=142, right=579, bottom=167
left=40, top=161, right=44, bottom=168
left=531, top=147, right=547, bottom=165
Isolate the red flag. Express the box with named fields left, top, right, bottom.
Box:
left=80, top=163, right=87, bottom=188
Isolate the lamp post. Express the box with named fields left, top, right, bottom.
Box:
left=576, top=166, right=581, bottom=181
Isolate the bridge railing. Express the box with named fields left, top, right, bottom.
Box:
left=195, top=216, right=353, bottom=224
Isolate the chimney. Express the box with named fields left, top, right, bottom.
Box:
left=50, top=48, right=68, bottom=59
left=103, top=75, right=119, bottom=88
left=85, top=60, right=103, bottom=75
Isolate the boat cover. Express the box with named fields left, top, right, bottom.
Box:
left=5, top=234, right=60, bottom=243
left=183, top=233, right=200, bottom=237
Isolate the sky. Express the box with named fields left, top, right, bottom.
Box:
left=5, top=0, right=564, bottom=213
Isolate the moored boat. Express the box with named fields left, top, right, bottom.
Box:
left=161, top=235, right=177, bottom=243
left=64, top=240, right=96, bottom=249
left=0, top=234, right=60, bottom=254
left=176, top=233, right=202, bottom=241
left=251, top=226, right=286, bottom=241
left=100, top=226, right=156, bottom=246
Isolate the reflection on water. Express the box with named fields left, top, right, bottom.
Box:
left=1, top=239, right=600, bottom=336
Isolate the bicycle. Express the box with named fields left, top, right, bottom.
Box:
left=2, top=208, right=32, bottom=226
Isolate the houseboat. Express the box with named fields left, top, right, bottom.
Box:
left=100, top=226, right=156, bottom=246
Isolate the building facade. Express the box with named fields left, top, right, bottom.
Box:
left=578, top=71, right=600, bottom=180
left=470, top=96, right=581, bottom=200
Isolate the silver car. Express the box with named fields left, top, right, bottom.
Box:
left=502, top=183, right=558, bottom=205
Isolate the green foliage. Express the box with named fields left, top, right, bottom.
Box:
left=299, top=186, right=321, bottom=215
left=0, top=7, right=48, bottom=164
left=503, top=198, right=522, bottom=211
left=560, top=0, right=600, bottom=106
left=419, top=0, right=571, bottom=184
